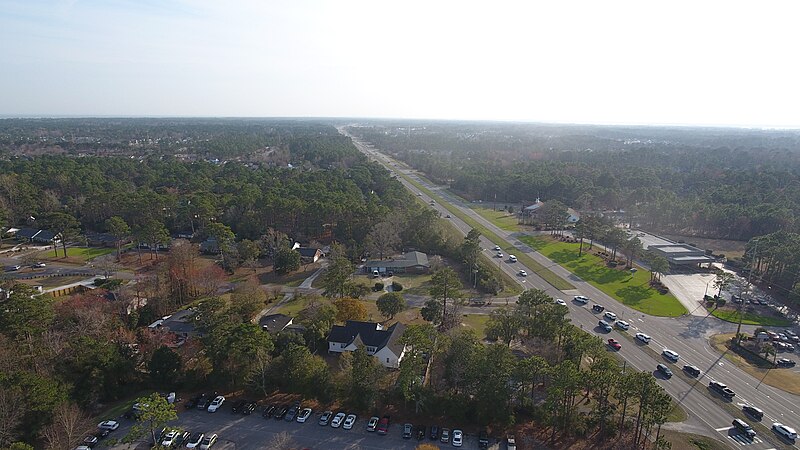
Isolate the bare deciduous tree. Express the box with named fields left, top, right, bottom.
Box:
left=40, top=403, right=94, bottom=450
left=0, top=387, right=24, bottom=448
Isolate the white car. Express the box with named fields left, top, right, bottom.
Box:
left=494, top=245, right=501, bottom=251
left=496, top=252, right=503, bottom=258
left=662, top=349, right=680, bottom=362
left=185, top=433, right=204, bottom=448
left=452, top=429, right=463, bottom=447
left=604, top=311, right=617, bottom=321
left=509, top=255, right=517, bottom=263
left=33, top=262, right=46, bottom=268
left=555, top=298, right=567, bottom=306
left=343, top=414, right=357, bottom=430
left=615, top=320, right=630, bottom=330
left=206, top=395, right=225, bottom=412
left=635, top=333, right=651, bottom=343
left=772, top=423, right=797, bottom=441
left=199, top=433, right=218, bottom=450
left=518, top=270, right=527, bottom=277
left=74, top=447, right=91, bottom=450
left=367, top=416, right=379, bottom=432
left=97, top=420, right=119, bottom=431
left=331, top=412, right=346, bottom=428
left=161, top=430, right=179, bottom=447
left=296, top=407, right=312, bottom=423
left=573, top=295, right=590, bottom=304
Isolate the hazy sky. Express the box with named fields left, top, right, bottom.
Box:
left=2, top=0, right=799, bottom=127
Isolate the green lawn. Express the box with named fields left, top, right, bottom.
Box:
left=396, top=171, right=574, bottom=291
left=273, top=294, right=314, bottom=317
left=519, top=236, right=687, bottom=317
left=37, top=246, right=115, bottom=262
left=711, top=308, right=792, bottom=327
left=470, top=207, right=520, bottom=232
left=461, top=314, right=490, bottom=337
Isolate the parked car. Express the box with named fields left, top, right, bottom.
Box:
left=709, top=381, right=736, bottom=399
left=331, top=412, right=346, bottom=428
left=97, top=420, right=119, bottom=432
left=603, top=311, right=617, bottom=321
left=296, top=407, right=312, bottom=423
left=185, top=432, right=204, bottom=448
left=592, top=304, right=605, bottom=313
left=230, top=400, right=246, bottom=413
left=82, top=436, right=99, bottom=448
left=732, top=419, right=756, bottom=439
left=478, top=430, right=489, bottom=449
left=635, top=333, right=651, bottom=344
left=207, top=395, right=225, bottom=412
left=416, top=425, right=426, bottom=440
left=196, top=396, right=211, bottom=410
left=285, top=403, right=300, bottom=421
left=772, top=423, right=797, bottom=441
left=615, top=320, right=630, bottom=330
left=573, top=295, right=590, bottom=304
left=262, top=405, right=277, bottom=418
left=683, top=365, right=701, bottom=377
left=777, top=358, right=796, bottom=367
left=185, top=394, right=203, bottom=409
left=377, top=415, right=390, bottom=434
left=656, top=364, right=673, bottom=378
left=243, top=402, right=256, bottom=415
left=319, top=410, right=332, bottom=426
left=608, top=338, right=621, bottom=350
left=343, top=414, right=357, bottom=430
left=507, top=435, right=517, bottom=450
left=662, top=349, right=679, bottom=362
left=452, top=429, right=463, bottom=447
left=743, top=405, right=764, bottom=420
left=440, top=428, right=451, bottom=443
left=160, top=430, right=180, bottom=447
left=274, top=405, right=289, bottom=420
left=430, top=425, right=439, bottom=440
left=174, top=431, right=191, bottom=447
left=598, top=320, right=612, bottom=332
left=199, top=433, right=218, bottom=450
left=403, top=423, right=413, bottom=439
left=367, top=416, right=379, bottom=432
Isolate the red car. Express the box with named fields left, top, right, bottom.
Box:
left=377, top=415, right=390, bottom=435
left=608, top=338, right=621, bottom=350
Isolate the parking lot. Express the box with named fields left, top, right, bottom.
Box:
left=110, top=404, right=497, bottom=450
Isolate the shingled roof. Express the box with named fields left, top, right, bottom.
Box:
left=328, top=320, right=406, bottom=354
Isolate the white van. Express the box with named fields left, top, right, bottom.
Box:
left=372, top=270, right=380, bottom=278
left=509, top=255, right=517, bottom=263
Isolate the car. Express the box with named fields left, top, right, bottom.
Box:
left=417, top=193, right=422, bottom=196
left=430, top=425, right=439, bottom=440
left=662, top=349, right=679, bottom=362
left=452, top=429, right=463, bottom=447
left=185, top=432, right=204, bottom=448
left=598, top=320, right=612, bottom=332
left=777, top=358, right=796, bottom=367
left=509, top=255, right=517, bottom=263
left=709, top=381, right=736, bottom=399
left=97, top=420, right=119, bottom=431
left=74, top=446, right=91, bottom=450
left=683, top=365, right=701, bottom=377
left=446, top=214, right=451, bottom=218
left=82, top=436, right=99, bottom=448
left=173, top=431, right=191, bottom=447
left=331, top=412, right=346, bottom=428
left=185, top=394, right=203, bottom=409
left=94, top=429, right=110, bottom=440
left=285, top=403, right=300, bottom=421
left=262, top=405, right=277, bottom=418
left=206, top=395, right=225, bottom=412
left=592, top=304, right=605, bottom=313
left=496, top=252, right=503, bottom=258
left=377, top=415, right=390, bottom=434
left=779, top=333, right=789, bottom=342
left=33, top=262, right=46, bottom=268
left=787, top=343, right=796, bottom=352
left=743, top=405, right=764, bottom=420
left=367, top=416, right=379, bottom=432
left=343, top=414, right=357, bottom=430
left=196, top=396, right=211, bottom=410
left=494, top=245, right=501, bottom=251
left=8, top=265, right=21, bottom=271
left=604, top=311, right=617, bottom=321
left=507, top=435, right=517, bottom=450
left=785, top=329, right=798, bottom=338
left=296, top=407, right=312, bottom=423
left=635, top=333, right=651, bottom=344
left=440, top=428, right=451, bottom=443
left=242, top=402, right=256, bottom=415
left=416, top=425, right=426, bottom=440
left=274, top=405, right=289, bottom=420
left=199, top=433, right=218, bottom=450
left=656, top=364, right=673, bottom=378
left=318, top=410, right=332, bottom=426
left=160, top=430, right=180, bottom=447
left=403, top=423, right=413, bottom=439
left=772, top=423, right=797, bottom=441
left=573, top=295, right=590, bottom=304
left=478, top=430, right=489, bottom=449
left=608, top=338, right=621, bottom=350
left=230, top=400, right=246, bottom=413
left=518, top=270, right=527, bottom=277
left=732, top=418, right=756, bottom=439
left=615, top=320, right=630, bottom=330
left=555, top=298, right=567, bottom=306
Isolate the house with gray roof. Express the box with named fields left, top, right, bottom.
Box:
left=364, top=251, right=429, bottom=275
left=327, top=320, right=407, bottom=368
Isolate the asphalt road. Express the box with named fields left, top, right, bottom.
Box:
left=341, top=126, right=800, bottom=450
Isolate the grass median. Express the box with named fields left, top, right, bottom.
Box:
left=397, top=172, right=574, bottom=291
left=519, top=236, right=686, bottom=317
left=710, top=308, right=792, bottom=327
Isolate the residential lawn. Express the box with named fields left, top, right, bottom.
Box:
left=37, top=246, right=115, bottom=262
left=710, top=308, right=792, bottom=327
left=711, top=333, right=800, bottom=395
left=258, top=264, right=319, bottom=287
left=273, top=294, right=314, bottom=317
left=470, top=207, right=520, bottom=232
left=396, top=171, right=574, bottom=291
left=461, top=314, right=490, bottom=338
left=519, top=236, right=687, bottom=317
left=17, top=275, right=87, bottom=289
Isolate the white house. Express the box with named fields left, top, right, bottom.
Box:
left=327, top=320, right=407, bottom=369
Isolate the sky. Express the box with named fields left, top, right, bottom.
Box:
left=1, top=0, right=800, bottom=127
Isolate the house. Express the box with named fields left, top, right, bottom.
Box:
left=327, top=320, right=407, bottom=369
left=199, top=237, right=218, bottom=254
left=297, top=247, right=323, bottom=264
left=364, top=251, right=430, bottom=275
left=33, top=229, right=60, bottom=244
left=518, top=199, right=580, bottom=225
left=259, top=313, right=294, bottom=334
left=14, top=227, right=43, bottom=242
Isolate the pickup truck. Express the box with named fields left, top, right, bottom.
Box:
left=709, top=381, right=736, bottom=399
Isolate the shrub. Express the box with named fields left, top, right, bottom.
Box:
left=373, top=282, right=384, bottom=292
left=391, top=281, right=403, bottom=291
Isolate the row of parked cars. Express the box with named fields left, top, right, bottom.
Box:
left=73, top=421, right=120, bottom=450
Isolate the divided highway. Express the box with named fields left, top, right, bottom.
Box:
left=340, top=126, right=800, bottom=450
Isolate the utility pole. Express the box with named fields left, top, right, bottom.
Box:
left=736, top=239, right=758, bottom=345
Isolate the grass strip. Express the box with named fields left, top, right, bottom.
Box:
left=710, top=308, right=792, bottom=327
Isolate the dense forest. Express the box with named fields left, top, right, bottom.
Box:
left=348, top=122, right=800, bottom=241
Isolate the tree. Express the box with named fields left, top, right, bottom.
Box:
left=270, top=344, right=330, bottom=400
left=0, top=388, right=23, bottom=448
left=365, top=219, right=401, bottom=260
left=40, top=403, right=93, bottom=450
left=105, top=216, right=130, bottom=261
left=574, top=219, right=587, bottom=256
left=320, top=245, right=355, bottom=298
left=713, top=272, right=735, bottom=298
left=148, top=346, right=182, bottom=389
left=297, top=298, right=336, bottom=353
left=429, top=267, right=463, bottom=330
left=539, top=200, right=568, bottom=234
left=123, top=393, right=177, bottom=446
left=604, top=227, right=628, bottom=260
left=0, top=284, right=54, bottom=340
left=205, top=323, right=274, bottom=387
left=237, top=239, right=261, bottom=273
left=621, top=236, right=643, bottom=268
left=207, top=222, right=236, bottom=271
left=421, top=299, right=443, bottom=325
left=485, top=307, right=521, bottom=346
left=377, top=292, right=406, bottom=320
left=133, top=218, right=169, bottom=261
left=341, top=346, right=382, bottom=410
left=647, top=253, right=670, bottom=282
left=460, top=229, right=482, bottom=281
left=45, top=212, right=80, bottom=258
left=333, top=297, right=368, bottom=323
left=229, top=281, right=267, bottom=322
left=274, top=247, right=300, bottom=275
